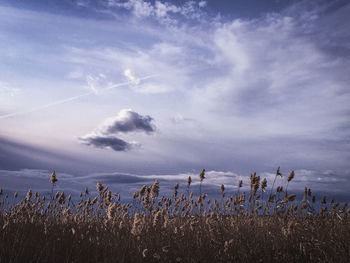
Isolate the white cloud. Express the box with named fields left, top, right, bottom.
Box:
left=154, top=1, right=180, bottom=18
left=76, top=0, right=89, bottom=8
left=0, top=81, right=20, bottom=97
left=171, top=113, right=195, bottom=124
left=67, top=69, right=84, bottom=79
left=85, top=74, right=109, bottom=94
left=114, top=0, right=205, bottom=23
left=188, top=10, right=350, bottom=141
left=62, top=41, right=192, bottom=95
left=131, top=83, right=169, bottom=94
left=173, top=113, right=185, bottom=123
left=118, top=0, right=153, bottom=17
left=124, top=69, right=140, bottom=85
left=199, top=1, right=207, bottom=8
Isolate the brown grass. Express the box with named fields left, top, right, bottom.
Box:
left=0, top=168, right=349, bottom=262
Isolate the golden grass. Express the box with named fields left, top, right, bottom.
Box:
left=0, top=168, right=349, bottom=262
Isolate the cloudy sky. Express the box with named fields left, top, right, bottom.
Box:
left=0, top=0, right=349, bottom=199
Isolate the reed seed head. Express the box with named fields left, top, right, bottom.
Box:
left=276, top=166, right=282, bottom=177
left=96, top=181, right=103, bottom=193
left=308, top=188, right=312, bottom=197
left=139, top=185, right=147, bottom=197
left=24, top=189, right=32, bottom=203
left=58, top=192, right=66, bottom=204
left=187, top=176, right=192, bottom=188
left=174, top=184, right=179, bottom=198
left=287, top=194, right=296, bottom=202
left=261, top=178, right=267, bottom=191
left=50, top=170, right=58, bottom=184
left=288, top=170, right=295, bottom=182
left=153, top=210, right=163, bottom=228
left=199, top=169, right=206, bottom=182
left=150, top=180, right=160, bottom=199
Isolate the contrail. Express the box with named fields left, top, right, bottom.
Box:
left=0, top=75, right=157, bottom=120
left=105, top=74, right=157, bottom=90
left=0, top=92, right=91, bottom=120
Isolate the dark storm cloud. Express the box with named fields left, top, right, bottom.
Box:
left=100, top=109, right=155, bottom=135
left=79, top=134, right=133, bottom=152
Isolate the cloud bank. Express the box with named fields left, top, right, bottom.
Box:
left=1, top=167, right=349, bottom=202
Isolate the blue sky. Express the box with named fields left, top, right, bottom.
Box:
left=0, top=0, right=349, bottom=198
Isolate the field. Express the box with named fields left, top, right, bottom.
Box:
left=1, top=168, right=349, bottom=262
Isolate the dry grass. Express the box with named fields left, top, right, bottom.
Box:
left=0, top=168, right=349, bottom=262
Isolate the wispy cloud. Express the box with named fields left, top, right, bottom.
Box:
left=0, top=74, right=156, bottom=120
left=86, top=74, right=107, bottom=94
left=0, top=81, right=20, bottom=97
left=187, top=2, right=350, bottom=142
left=171, top=113, right=195, bottom=124
left=0, top=92, right=91, bottom=120
left=124, top=69, right=140, bottom=85
left=108, top=0, right=206, bottom=22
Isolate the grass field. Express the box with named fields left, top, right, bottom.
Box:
left=1, top=168, right=349, bottom=262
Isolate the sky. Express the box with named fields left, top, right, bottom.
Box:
left=0, top=0, right=350, bottom=200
